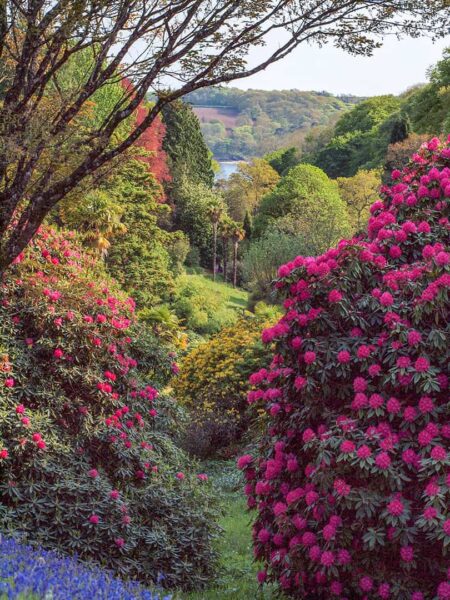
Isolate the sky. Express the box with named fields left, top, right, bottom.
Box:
left=232, top=36, right=450, bottom=96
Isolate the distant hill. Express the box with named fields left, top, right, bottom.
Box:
left=186, top=87, right=363, bottom=160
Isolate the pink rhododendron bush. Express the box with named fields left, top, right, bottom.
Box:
left=238, top=137, right=450, bottom=600
left=0, top=227, right=219, bottom=590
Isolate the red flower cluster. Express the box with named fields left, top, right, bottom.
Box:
left=238, top=137, right=450, bottom=599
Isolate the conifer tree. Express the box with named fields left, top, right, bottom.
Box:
left=162, top=101, right=214, bottom=190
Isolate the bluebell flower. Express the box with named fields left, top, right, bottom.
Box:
left=0, top=535, right=172, bottom=600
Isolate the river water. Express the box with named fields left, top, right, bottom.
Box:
left=216, top=161, right=240, bottom=180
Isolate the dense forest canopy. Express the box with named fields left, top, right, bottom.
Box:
left=186, top=87, right=362, bottom=160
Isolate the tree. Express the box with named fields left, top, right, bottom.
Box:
left=162, top=100, right=214, bottom=190
left=404, top=46, right=450, bottom=135
left=0, top=2, right=448, bottom=270
left=254, top=164, right=351, bottom=254
left=264, top=147, right=300, bottom=176
left=101, top=160, right=178, bottom=307
left=207, top=199, right=225, bottom=281
left=383, top=133, right=430, bottom=180
left=219, top=216, right=235, bottom=283
left=337, top=169, right=381, bottom=232
left=0, top=226, right=220, bottom=590
left=389, top=113, right=411, bottom=144
left=231, top=223, right=245, bottom=288
left=334, top=96, right=401, bottom=137
left=221, top=159, right=280, bottom=221
left=173, top=311, right=275, bottom=458
left=312, top=96, right=402, bottom=177
left=59, top=189, right=126, bottom=256
left=243, top=211, right=253, bottom=240
left=242, top=230, right=308, bottom=306
left=134, top=103, right=171, bottom=191
left=174, top=179, right=220, bottom=268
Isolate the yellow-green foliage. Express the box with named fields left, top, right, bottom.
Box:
left=172, top=307, right=277, bottom=457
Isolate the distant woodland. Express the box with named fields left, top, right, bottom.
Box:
left=187, top=88, right=362, bottom=160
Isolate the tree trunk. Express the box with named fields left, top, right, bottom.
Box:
left=212, top=222, right=218, bottom=281
left=233, top=241, right=238, bottom=288
left=223, top=237, right=228, bottom=283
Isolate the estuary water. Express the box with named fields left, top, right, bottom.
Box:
left=216, top=161, right=240, bottom=180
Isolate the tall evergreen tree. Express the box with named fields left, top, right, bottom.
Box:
left=103, top=160, right=177, bottom=306
left=162, top=100, right=215, bottom=189
left=389, top=113, right=411, bottom=144
left=243, top=211, right=253, bottom=240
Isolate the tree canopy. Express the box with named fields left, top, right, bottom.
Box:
left=337, top=169, right=381, bottom=232
left=162, top=101, right=214, bottom=190
left=254, top=164, right=351, bottom=253
left=220, top=159, right=280, bottom=222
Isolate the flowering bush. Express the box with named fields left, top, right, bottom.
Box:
left=173, top=310, right=276, bottom=458
left=238, top=137, right=450, bottom=599
left=0, top=227, right=219, bottom=590
left=0, top=535, right=170, bottom=600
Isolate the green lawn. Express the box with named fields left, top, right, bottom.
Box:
left=173, top=462, right=283, bottom=600
left=173, top=270, right=250, bottom=336
left=184, top=268, right=249, bottom=311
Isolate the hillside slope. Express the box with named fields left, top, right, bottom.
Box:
left=187, top=87, right=362, bottom=160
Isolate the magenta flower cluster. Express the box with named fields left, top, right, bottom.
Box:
left=239, top=137, right=450, bottom=599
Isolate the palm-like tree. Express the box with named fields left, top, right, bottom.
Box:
left=207, top=199, right=224, bottom=281
left=60, top=190, right=126, bottom=257
left=219, top=216, right=234, bottom=283
left=231, top=223, right=245, bottom=288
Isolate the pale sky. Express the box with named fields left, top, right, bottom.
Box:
left=232, top=36, right=450, bottom=96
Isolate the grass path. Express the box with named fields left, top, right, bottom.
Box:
left=176, top=463, right=282, bottom=600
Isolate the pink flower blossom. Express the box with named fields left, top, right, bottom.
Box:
left=424, top=506, right=438, bottom=520
left=387, top=498, right=404, bottom=516
left=273, top=502, right=287, bottom=516
left=337, top=350, right=351, bottom=363
left=357, top=445, right=372, bottom=459
left=359, top=576, right=373, bottom=592
left=376, top=452, right=391, bottom=469
left=340, top=440, right=355, bottom=454
left=380, top=292, right=394, bottom=306
left=400, top=545, right=414, bottom=562
left=237, top=454, right=253, bottom=469
left=443, top=520, right=450, bottom=536
left=328, top=290, right=343, bottom=303
left=431, top=446, right=447, bottom=461
left=333, top=479, right=351, bottom=496
left=320, top=550, right=335, bottom=566
left=435, top=251, right=449, bottom=266
left=304, top=351, right=316, bottom=364
left=414, top=357, right=430, bottom=372
left=438, top=582, right=450, bottom=600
